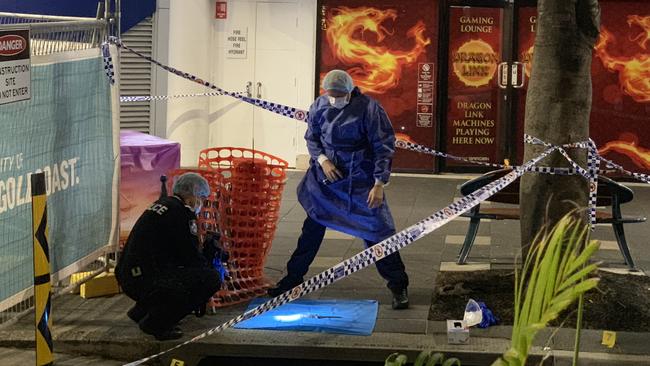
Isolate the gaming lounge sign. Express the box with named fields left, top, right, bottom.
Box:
left=0, top=28, right=31, bottom=105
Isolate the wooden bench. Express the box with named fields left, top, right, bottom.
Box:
left=457, top=169, right=646, bottom=269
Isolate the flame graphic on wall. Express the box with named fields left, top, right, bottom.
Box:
left=599, top=138, right=650, bottom=170
left=628, top=15, right=650, bottom=49
left=395, top=132, right=418, bottom=145
left=595, top=16, right=650, bottom=103
left=325, top=7, right=430, bottom=94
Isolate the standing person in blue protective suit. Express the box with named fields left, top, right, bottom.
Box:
left=268, top=70, right=409, bottom=309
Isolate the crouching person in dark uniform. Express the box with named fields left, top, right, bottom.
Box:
left=116, top=172, right=221, bottom=340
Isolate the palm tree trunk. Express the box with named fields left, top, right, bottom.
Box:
left=520, top=0, right=601, bottom=255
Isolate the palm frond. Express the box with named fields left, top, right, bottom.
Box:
left=492, top=213, right=600, bottom=366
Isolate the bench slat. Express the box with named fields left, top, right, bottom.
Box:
left=463, top=207, right=646, bottom=224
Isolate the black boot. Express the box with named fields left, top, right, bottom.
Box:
left=267, top=276, right=302, bottom=297
left=138, top=316, right=183, bottom=341
left=391, top=288, right=409, bottom=310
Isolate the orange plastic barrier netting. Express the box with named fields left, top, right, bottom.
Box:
left=170, top=147, right=288, bottom=308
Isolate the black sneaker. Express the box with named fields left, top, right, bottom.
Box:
left=127, top=303, right=148, bottom=323
left=267, top=277, right=302, bottom=297
left=391, top=288, right=409, bottom=310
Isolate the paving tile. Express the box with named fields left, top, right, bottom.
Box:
left=310, top=256, right=344, bottom=268
left=374, top=318, right=427, bottom=334
left=318, top=287, right=433, bottom=308
left=324, top=229, right=355, bottom=240
left=598, top=240, right=619, bottom=251
left=445, top=235, right=491, bottom=246
left=376, top=304, right=430, bottom=320
left=439, top=262, right=491, bottom=272
left=315, top=239, right=355, bottom=257
left=280, top=206, right=307, bottom=223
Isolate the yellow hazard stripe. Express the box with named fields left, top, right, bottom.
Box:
left=32, top=173, right=53, bottom=366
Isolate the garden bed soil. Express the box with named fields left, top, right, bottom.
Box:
left=429, top=269, right=650, bottom=332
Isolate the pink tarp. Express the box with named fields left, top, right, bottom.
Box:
left=120, top=130, right=180, bottom=241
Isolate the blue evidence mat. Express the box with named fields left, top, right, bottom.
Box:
left=234, top=298, right=379, bottom=336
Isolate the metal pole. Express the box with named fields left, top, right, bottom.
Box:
left=31, top=173, right=53, bottom=366
left=115, top=0, right=121, bottom=38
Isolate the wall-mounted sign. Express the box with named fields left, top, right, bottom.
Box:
left=446, top=6, right=503, bottom=166
left=216, top=1, right=227, bottom=19
left=226, top=27, right=247, bottom=59
left=0, top=28, right=30, bottom=105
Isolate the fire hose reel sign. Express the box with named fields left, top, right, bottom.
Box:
left=226, top=27, right=248, bottom=59
left=0, top=28, right=30, bottom=105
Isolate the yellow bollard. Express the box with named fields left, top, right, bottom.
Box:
left=31, top=173, right=53, bottom=366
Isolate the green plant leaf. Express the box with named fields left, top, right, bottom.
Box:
left=442, top=358, right=462, bottom=366
left=551, top=278, right=600, bottom=307
left=414, top=350, right=433, bottom=366
left=425, top=353, right=446, bottom=366
left=556, top=263, right=599, bottom=293
left=385, top=353, right=408, bottom=366
left=490, top=358, right=509, bottom=366
left=500, top=213, right=600, bottom=366
left=565, top=241, right=601, bottom=275
left=496, top=348, right=524, bottom=366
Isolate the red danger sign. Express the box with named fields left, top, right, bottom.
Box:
left=0, top=35, right=27, bottom=57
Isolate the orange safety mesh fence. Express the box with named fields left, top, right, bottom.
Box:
left=169, top=147, right=288, bottom=308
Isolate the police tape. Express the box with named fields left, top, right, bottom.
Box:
left=101, top=38, right=639, bottom=180
left=123, top=146, right=557, bottom=366
left=119, top=91, right=244, bottom=103
left=401, top=135, right=602, bottom=230
left=101, top=37, right=650, bottom=230
left=103, top=38, right=650, bottom=365
left=104, top=37, right=310, bottom=122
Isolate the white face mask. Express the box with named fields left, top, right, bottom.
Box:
left=194, top=201, right=202, bottom=215
left=328, top=94, right=350, bottom=109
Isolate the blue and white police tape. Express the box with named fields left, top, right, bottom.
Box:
left=102, top=37, right=650, bottom=230
left=600, top=155, right=650, bottom=184
left=122, top=147, right=557, bottom=366
left=103, top=37, right=649, bottom=229
left=402, top=135, right=604, bottom=230
left=523, top=135, right=599, bottom=228
left=119, top=91, right=245, bottom=103
left=102, top=38, right=650, bottom=365
left=102, top=38, right=647, bottom=185
left=101, top=42, right=115, bottom=86
left=396, top=137, right=612, bottom=177
left=105, top=37, right=310, bottom=122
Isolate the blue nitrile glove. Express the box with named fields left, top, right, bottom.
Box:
left=477, top=301, right=499, bottom=328
left=212, top=257, right=229, bottom=284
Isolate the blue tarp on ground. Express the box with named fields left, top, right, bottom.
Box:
left=0, top=0, right=155, bottom=32
left=235, top=299, right=379, bottom=336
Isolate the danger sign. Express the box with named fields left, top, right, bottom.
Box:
left=0, top=28, right=30, bottom=105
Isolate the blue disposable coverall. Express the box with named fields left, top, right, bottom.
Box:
left=279, top=87, right=409, bottom=291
